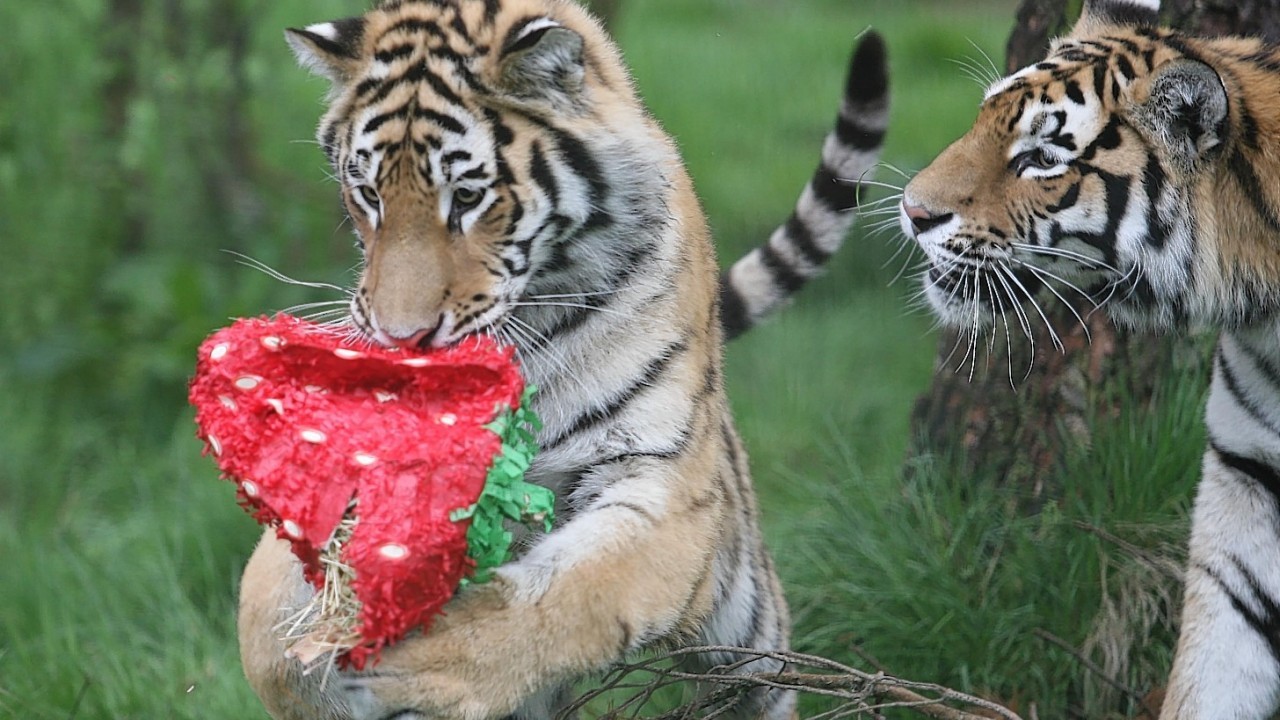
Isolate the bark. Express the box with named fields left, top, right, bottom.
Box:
left=905, top=0, right=1279, bottom=499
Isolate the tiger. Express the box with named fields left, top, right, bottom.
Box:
left=234, top=1, right=890, bottom=719
left=897, top=0, right=1280, bottom=717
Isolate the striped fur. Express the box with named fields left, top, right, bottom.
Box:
left=898, top=1, right=1280, bottom=717
left=720, top=32, right=889, bottom=339
left=236, top=2, right=888, bottom=720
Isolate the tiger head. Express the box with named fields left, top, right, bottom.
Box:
left=900, top=0, right=1280, bottom=333
left=286, top=0, right=658, bottom=349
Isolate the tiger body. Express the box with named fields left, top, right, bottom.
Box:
left=899, top=0, right=1280, bottom=717
left=236, top=1, right=890, bottom=719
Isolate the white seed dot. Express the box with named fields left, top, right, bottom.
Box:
left=374, top=390, right=397, bottom=403
left=353, top=452, right=378, bottom=466
left=438, top=413, right=457, bottom=426
left=400, top=358, right=430, bottom=368
left=261, top=336, right=283, bottom=351
left=210, top=343, right=229, bottom=361
left=283, top=520, right=303, bottom=539
left=208, top=434, right=222, bottom=456
left=379, top=543, right=408, bottom=560
left=233, top=375, right=261, bottom=391
left=266, top=398, right=285, bottom=415
left=218, top=395, right=237, bottom=411
left=299, top=428, right=327, bottom=444
left=333, top=348, right=363, bottom=360
left=241, top=479, right=259, bottom=498
left=304, top=385, right=325, bottom=394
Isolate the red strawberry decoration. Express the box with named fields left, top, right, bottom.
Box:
left=188, top=315, right=551, bottom=668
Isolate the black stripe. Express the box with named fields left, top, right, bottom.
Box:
left=550, top=127, right=607, bottom=207
left=420, top=63, right=465, bottom=106
left=783, top=212, right=831, bottom=267
left=383, top=18, right=448, bottom=42
left=541, top=341, right=689, bottom=450
left=809, top=164, right=861, bottom=213
left=1217, top=350, right=1280, bottom=437
left=1141, top=153, right=1170, bottom=249
left=413, top=107, right=466, bottom=135
left=1210, top=440, right=1280, bottom=509
left=758, top=243, right=806, bottom=294
left=363, top=107, right=408, bottom=134
left=1229, top=149, right=1280, bottom=232
left=374, top=43, right=415, bottom=64
left=501, top=15, right=546, bottom=55
left=1200, top=561, right=1280, bottom=665
left=719, top=272, right=751, bottom=341
left=833, top=114, right=885, bottom=153
left=527, top=141, right=559, bottom=204
left=1230, top=555, right=1280, bottom=664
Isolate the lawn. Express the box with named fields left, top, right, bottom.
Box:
left=0, top=0, right=1202, bottom=718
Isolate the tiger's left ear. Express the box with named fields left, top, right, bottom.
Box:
left=496, top=18, right=586, bottom=107
left=285, top=17, right=367, bottom=85
left=1132, top=59, right=1228, bottom=171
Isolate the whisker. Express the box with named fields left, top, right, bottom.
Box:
left=509, top=300, right=626, bottom=318
left=1019, top=264, right=1092, bottom=342
left=992, top=266, right=1037, bottom=377
left=1002, top=265, right=1064, bottom=353
left=523, top=289, right=620, bottom=300
left=1010, top=242, right=1118, bottom=273
left=875, top=162, right=915, bottom=182
left=223, top=251, right=348, bottom=293
left=966, top=38, right=1004, bottom=85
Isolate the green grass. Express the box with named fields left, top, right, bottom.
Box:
left=0, top=0, right=1207, bottom=717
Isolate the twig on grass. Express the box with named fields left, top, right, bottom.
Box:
left=1031, top=628, right=1158, bottom=719
left=561, top=645, right=1023, bottom=720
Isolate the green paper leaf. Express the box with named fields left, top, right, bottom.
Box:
left=460, top=386, right=554, bottom=587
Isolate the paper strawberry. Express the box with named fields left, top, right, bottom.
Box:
left=188, top=315, right=552, bottom=669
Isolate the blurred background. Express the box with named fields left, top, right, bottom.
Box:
left=0, top=0, right=1202, bottom=717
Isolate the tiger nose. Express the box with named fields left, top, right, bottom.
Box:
left=903, top=202, right=954, bottom=236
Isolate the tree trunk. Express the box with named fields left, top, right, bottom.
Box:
left=906, top=0, right=1278, bottom=499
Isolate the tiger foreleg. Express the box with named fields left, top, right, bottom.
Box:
left=335, top=494, right=723, bottom=720
left=1160, top=448, right=1280, bottom=720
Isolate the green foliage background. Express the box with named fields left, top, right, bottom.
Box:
left=0, top=0, right=1204, bottom=717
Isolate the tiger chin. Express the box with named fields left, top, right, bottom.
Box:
left=900, top=1, right=1280, bottom=718
left=235, top=1, right=890, bottom=719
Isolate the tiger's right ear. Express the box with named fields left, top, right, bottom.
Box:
left=1073, top=0, right=1160, bottom=35
left=285, top=17, right=367, bottom=85
left=496, top=18, right=586, bottom=108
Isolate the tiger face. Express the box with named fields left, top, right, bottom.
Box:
left=897, top=3, right=1280, bottom=334
left=286, top=1, right=640, bottom=349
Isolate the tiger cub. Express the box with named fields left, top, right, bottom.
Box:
left=235, top=1, right=890, bottom=719
left=898, top=0, right=1280, bottom=717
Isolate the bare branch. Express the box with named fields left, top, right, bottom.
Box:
left=562, top=646, right=1022, bottom=720
left=1031, top=629, right=1158, bottom=718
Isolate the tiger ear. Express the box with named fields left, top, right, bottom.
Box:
left=496, top=18, right=586, bottom=106
left=285, top=17, right=367, bottom=85
left=1132, top=59, right=1228, bottom=171
left=1073, top=0, right=1159, bottom=35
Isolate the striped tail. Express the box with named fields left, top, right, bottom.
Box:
left=719, top=30, right=889, bottom=341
